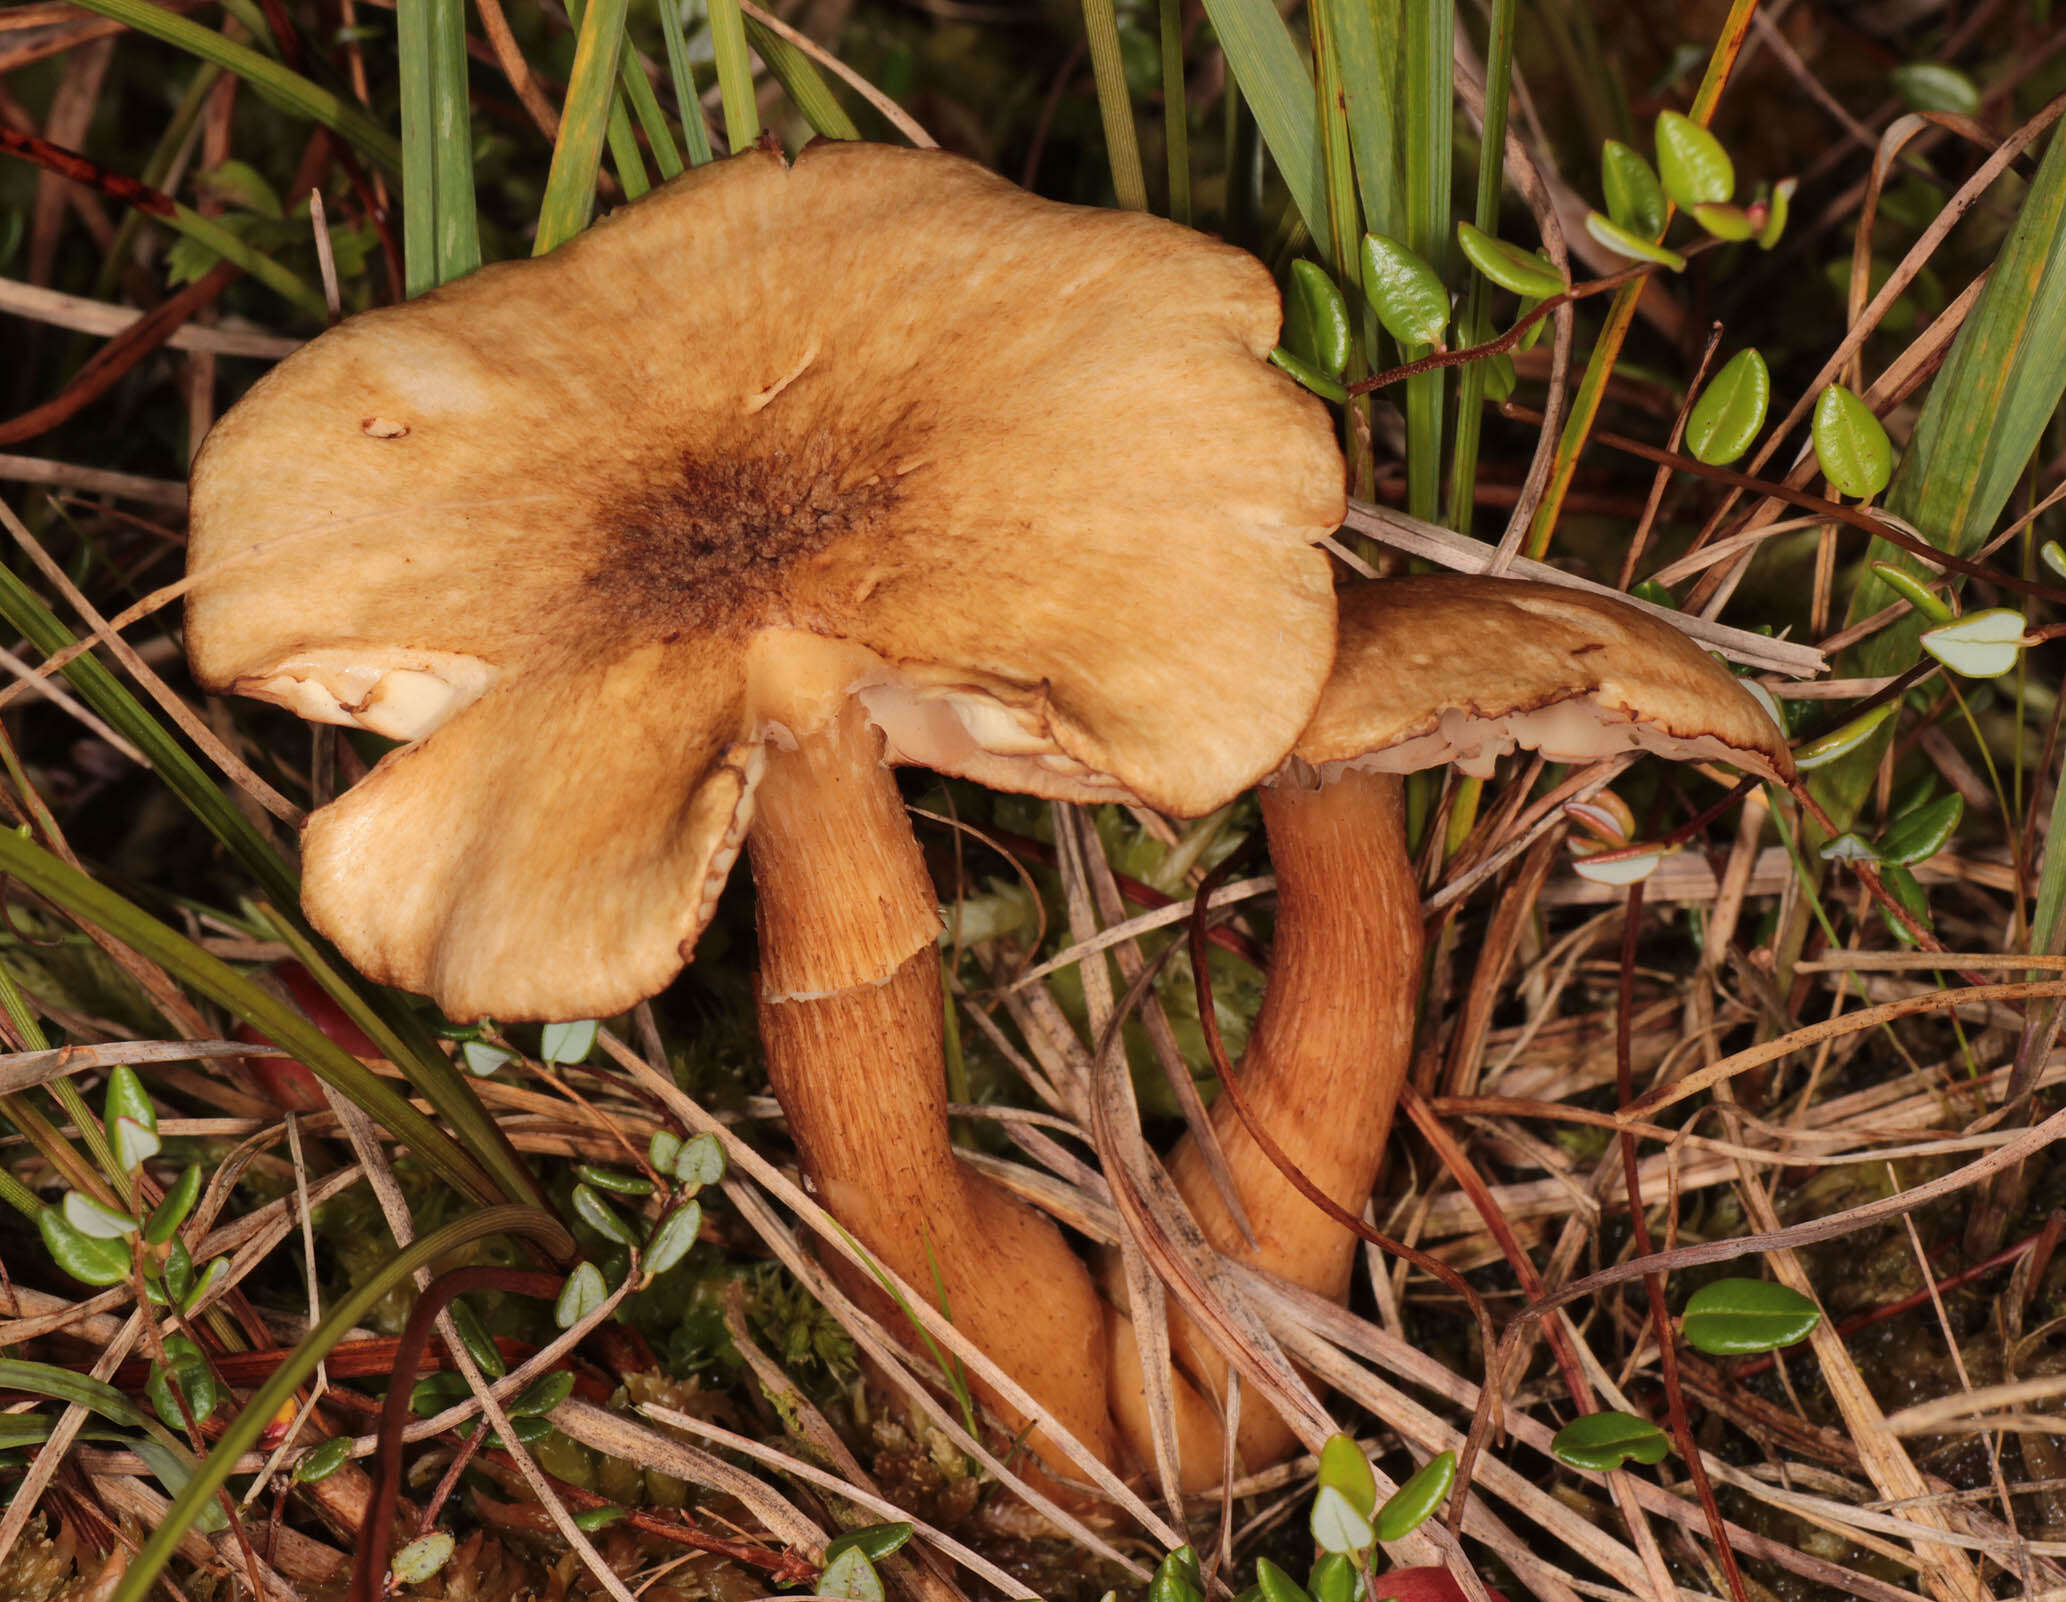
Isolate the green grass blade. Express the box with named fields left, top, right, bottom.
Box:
left=1193, top=0, right=1325, bottom=238
left=1158, top=0, right=1190, bottom=223
left=618, top=40, right=687, bottom=178
left=107, top=1205, right=573, bottom=1602
left=1080, top=0, right=1148, bottom=209
left=707, top=0, right=761, bottom=151
left=0, top=560, right=297, bottom=909
left=536, top=0, right=635, bottom=252
left=656, top=0, right=715, bottom=165
left=64, top=0, right=401, bottom=174
left=398, top=0, right=437, bottom=294
left=428, top=0, right=482, bottom=281
left=1401, top=0, right=1452, bottom=521
left=0, top=830, right=509, bottom=1209
left=743, top=17, right=860, bottom=140
left=1445, top=0, right=1516, bottom=532
left=1327, top=0, right=1397, bottom=242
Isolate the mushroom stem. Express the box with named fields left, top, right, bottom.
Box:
left=1144, top=766, right=1421, bottom=1478
left=749, top=703, right=1122, bottom=1474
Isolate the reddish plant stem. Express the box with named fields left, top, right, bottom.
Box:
left=0, top=125, right=176, bottom=215
left=1616, top=883, right=1747, bottom=1602
left=349, top=1267, right=564, bottom=1602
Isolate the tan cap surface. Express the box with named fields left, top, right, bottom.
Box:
left=1295, top=576, right=1794, bottom=783
left=186, top=141, right=1342, bottom=1019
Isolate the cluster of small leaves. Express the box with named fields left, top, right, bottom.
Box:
left=1586, top=113, right=1793, bottom=270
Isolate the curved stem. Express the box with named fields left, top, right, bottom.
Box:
left=750, top=704, right=1121, bottom=1474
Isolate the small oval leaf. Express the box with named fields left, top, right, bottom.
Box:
left=1583, top=211, right=1686, bottom=271
left=1456, top=222, right=1564, bottom=299
left=1793, top=701, right=1896, bottom=770
left=1550, top=1410, right=1672, bottom=1473
left=1269, top=346, right=1349, bottom=403
left=111, top=1116, right=160, bottom=1175
left=1655, top=110, right=1734, bottom=208
left=1757, top=176, right=1796, bottom=250
left=147, top=1336, right=217, bottom=1428
left=647, top=1130, right=683, bottom=1174
left=508, top=1368, right=576, bottom=1418
left=40, top=1206, right=132, bottom=1286
left=181, top=1255, right=228, bottom=1314
left=1891, top=61, right=1979, bottom=116
left=574, top=1163, right=653, bottom=1197
left=1375, top=1450, right=1455, bottom=1542
left=1817, top=832, right=1881, bottom=863
left=2043, top=539, right=2066, bottom=581
left=643, top=1199, right=704, bottom=1281
left=1691, top=202, right=1756, bottom=242
left=820, top=1547, right=887, bottom=1602
left=673, top=1131, right=727, bottom=1190
left=144, top=1163, right=202, bottom=1246
left=540, top=1018, right=597, bottom=1065
left=1255, top=1558, right=1314, bottom=1602
left=1811, top=384, right=1893, bottom=499
left=104, top=1064, right=156, bottom=1134
left=571, top=1182, right=638, bottom=1247
left=448, top=1299, right=505, bottom=1379
left=1921, top=608, right=2026, bottom=678
left=391, top=1532, right=456, bottom=1586
left=1684, top=348, right=1769, bottom=466
left=461, top=1040, right=514, bottom=1077
left=824, top=1523, right=915, bottom=1564
left=1317, top=1433, right=1377, bottom=1517
left=1361, top=233, right=1450, bottom=349
left=1877, top=860, right=1935, bottom=945
left=1878, top=791, right=1963, bottom=866
left=1867, top=561, right=1955, bottom=624
left=293, top=1436, right=353, bottom=1484
left=1285, top=259, right=1352, bottom=379
left=1308, top=1483, right=1375, bottom=1555
left=1682, top=1278, right=1821, bottom=1354
left=64, top=1190, right=140, bottom=1240
left=555, top=1261, right=606, bottom=1329
left=1306, top=1554, right=1357, bottom=1602
left=1601, top=140, right=1666, bottom=239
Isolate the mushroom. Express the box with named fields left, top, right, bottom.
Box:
left=1110, top=574, right=1795, bottom=1484
left=184, top=142, right=1344, bottom=1475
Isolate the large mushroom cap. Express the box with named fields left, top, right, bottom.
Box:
left=187, top=141, right=1343, bottom=1021
left=1294, top=575, right=1794, bottom=783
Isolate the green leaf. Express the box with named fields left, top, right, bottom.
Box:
left=104, top=1064, right=156, bottom=1134
left=64, top=1191, right=140, bottom=1240
left=673, top=1131, right=726, bottom=1190
left=144, top=1163, right=201, bottom=1245
left=573, top=1504, right=626, bottom=1531
left=293, top=1436, right=354, bottom=1484
left=1285, top=260, right=1352, bottom=379
left=1812, top=385, right=1893, bottom=499
left=1921, top=608, right=2027, bottom=678
left=1550, top=1410, right=1671, bottom=1473
left=541, top=1019, right=598, bottom=1064
left=1149, top=1547, right=1203, bottom=1602
left=1681, top=1278, right=1822, bottom=1354
left=1866, top=561, right=1955, bottom=624
left=449, top=1299, right=506, bottom=1379
left=1317, top=1433, right=1377, bottom=1517
left=743, top=15, right=860, bottom=142
left=195, top=158, right=282, bottom=218
left=1877, top=861, right=1934, bottom=945
left=1583, top=211, right=1686, bottom=272
left=555, top=1261, right=607, bottom=1330
left=649, top=1130, right=683, bottom=1174
left=821, top=1547, right=886, bottom=1602
left=1691, top=201, right=1756, bottom=242
left=1269, top=347, right=1350, bottom=403
left=392, top=1532, right=456, bottom=1585
left=2043, top=540, right=2066, bottom=581
left=509, top=1368, right=576, bottom=1418
left=1793, top=701, right=1897, bottom=770
left=1684, top=348, right=1769, bottom=466
left=1878, top=791, right=1962, bottom=865
left=1456, top=222, right=1563, bottom=299
left=180, top=1255, right=228, bottom=1314
left=1305, top=1554, right=1357, bottom=1602
left=643, top=1199, right=703, bottom=1280
left=1891, top=62, right=1980, bottom=116
left=1817, top=832, right=1880, bottom=863
left=1375, top=1450, right=1455, bottom=1541
left=110, top=1116, right=159, bottom=1175
left=147, top=1336, right=217, bottom=1428
left=572, top=1183, right=638, bottom=1247
left=1601, top=139, right=1665, bottom=238
left=1255, top=1559, right=1313, bottom=1602
left=1479, top=350, right=1516, bottom=403
left=1655, top=110, right=1733, bottom=208
left=1308, top=1483, right=1374, bottom=1555
left=1757, top=177, right=1794, bottom=250
left=574, top=1164, right=653, bottom=1197
left=462, top=1040, right=515, bottom=1077
left=161, top=1237, right=194, bottom=1304
left=824, top=1524, right=914, bottom=1564
left=1360, top=233, right=1449, bottom=348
